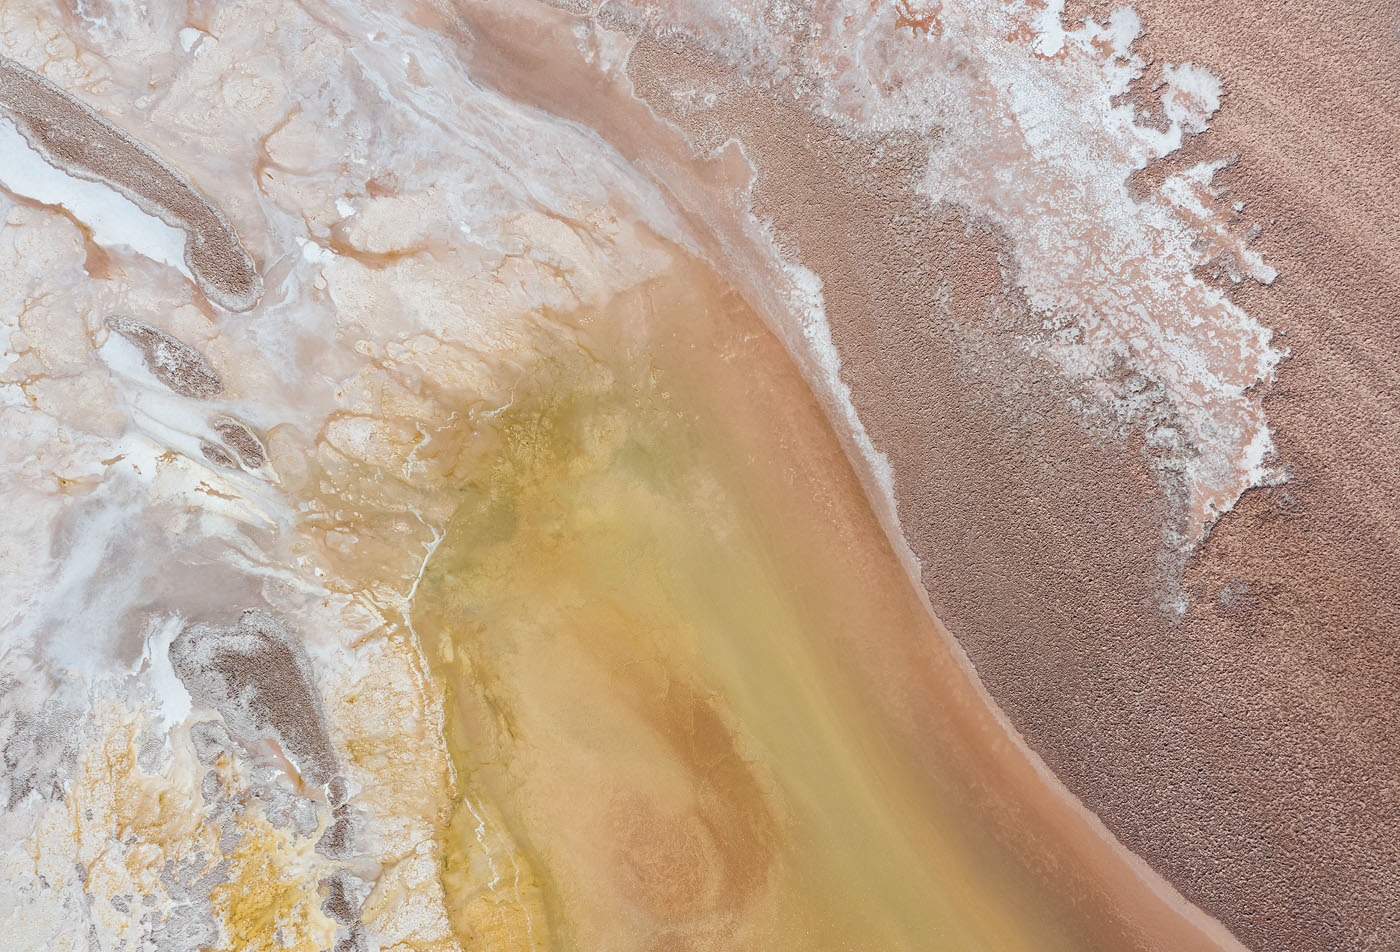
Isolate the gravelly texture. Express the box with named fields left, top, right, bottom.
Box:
left=106, top=315, right=223, bottom=399
left=211, top=418, right=267, bottom=469
left=169, top=610, right=337, bottom=788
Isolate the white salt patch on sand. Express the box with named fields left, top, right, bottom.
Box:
left=1161, top=63, right=1223, bottom=135
left=1162, top=160, right=1278, bottom=284
left=137, top=613, right=192, bottom=725
left=1032, top=0, right=1069, bottom=56
left=0, top=118, right=191, bottom=276
left=598, top=0, right=1284, bottom=546
left=607, top=0, right=1287, bottom=560
left=296, top=234, right=335, bottom=263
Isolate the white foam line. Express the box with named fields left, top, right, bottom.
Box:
left=511, top=853, right=536, bottom=949
left=402, top=510, right=446, bottom=634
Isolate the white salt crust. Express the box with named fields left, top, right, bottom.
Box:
left=599, top=0, right=1284, bottom=549
left=0, top=117, right=191, bottom=275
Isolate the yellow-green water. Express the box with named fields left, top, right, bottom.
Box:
left=406, top=272, right=1100, bottom=952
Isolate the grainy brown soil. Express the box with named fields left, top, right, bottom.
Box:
left=620, top=7, right=1400, bottom=951
left=105, top=314, right=224, bottom=399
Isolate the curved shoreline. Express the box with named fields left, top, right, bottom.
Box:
left=435, top=4, right=1400, bottom=951
left=434, top=3, right=1251, bottom=948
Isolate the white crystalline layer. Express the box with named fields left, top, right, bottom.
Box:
left=1161, top=63, right=1224, bottom=135
left=1162, top=159, right=1277, bottom=284
left=0, top=117, right=191, bottom=277
left=614, top=0, right=1284, bottom=545
left=135, top=614, right=194, bottom=725
left=178, top=27, right=204, bottom=52
left=1031, top=0, right=1071, bottom=56
left=901, top=8, right=1280, bottom=541
left=0, top=882, right=84, bottom=952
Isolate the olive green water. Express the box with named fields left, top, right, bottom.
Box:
left=409, top=277, right=1088, bottom=951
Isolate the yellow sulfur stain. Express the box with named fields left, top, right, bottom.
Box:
left=57, top=707, right=215, bottom=902
left=35, top=701, right=338, bottom=952
left=208, top=820, right=336, bottom=952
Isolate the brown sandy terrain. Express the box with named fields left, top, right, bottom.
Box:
left=624, top=12, right=1400, bottom=952
left=433, top=2, right=1400, bottom=950
left=1070, top=2, right=1400, bottom=947
left=105, top=314, right=224, bottom=399
left=0, top=55, right=262, bottom=312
